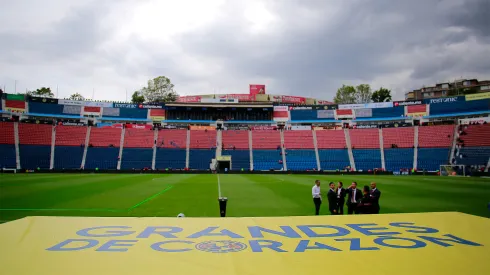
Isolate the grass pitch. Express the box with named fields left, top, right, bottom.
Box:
left=0, top=173, right=489, bottom=223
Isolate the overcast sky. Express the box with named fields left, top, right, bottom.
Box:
left=1, top=0, right=489, bottom=101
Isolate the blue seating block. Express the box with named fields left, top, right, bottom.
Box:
left=85, top=147, right=119, bottom=170
left=285, top=150, right=317, bottom=171
left=189, top=149, right=215, bottom=170
left=222, top=149, right=250, bottom=170
left=417, top=148, right=449, bottom=171
left=121, top=148, right=153, bottom=169
left=318, top=149, right=350, bottom=170
left=156, top=148, right=186, bottom=169
left=353, top=149, right=381, bottom=171
left=457, top=147, right=490, bottom=166
left=20, top=145, right=51, bottom=169
left=0, top=144, right=16, bottom=168
left=253, top=150, right=283, bottom=170
left=55, top=146, right=84, bottom=169
left=384, top=148, right=414, bottom=171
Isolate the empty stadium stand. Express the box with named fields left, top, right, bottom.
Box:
left=457, top=147, right=490, bottom=166
left=252, top=130, right=281, bottom=149
left=55, top=146, right=84, bottom=169
left=18, top=124, right=52, bottom=145
left=418, top=148, right=450, bottom=171
left=0, top=122, right=16, bottom=168
left=19, top=145, right=50, bottom=169
left=89, top=127, right=122, bottom=147
left=190, top=130, right=217, bottom=149
left=121, top=148, right=153, bottom=169
left=353, top=149, right=382, bottom=171
left=318, top=149, right=350, bottom=170
left=189, top=149, right=215, bottom=169
left=222, top=149, right=250, bottom=170
left=285, top=150, right=317, bottom=171
left=384, top=148, right=414, bottom=171
left=383, top=128, right=414, bottom=148
left=283, top=130, right=314, bottom=149
left=460, top=124, right=490, bottom=147
left=55, top=125, right=87, bottom=146
left=350, top=129, right=379, bottom=149
left=316, top=130, right=346, bottom=149
left=85, top=147, right=119, bottom=170
left=222, top=130, right=249, bottom=149
left=124, top=128, right=154, bottom=148
left=418, top=125, right=454, bottom=148
left=253, top=150, right=283, bottom=170
left=157, top=129, right=187, bottom=149
left=155, top=148, right=186, bottom=169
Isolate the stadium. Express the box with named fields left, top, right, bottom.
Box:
left=1, top=88, right=490, bottom=274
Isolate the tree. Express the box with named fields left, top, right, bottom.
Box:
left=333, top=85, right=356, bottom=104
left=131, top=91, right=145, bottom=104
left=371, top=87, right=392, bottom=102
left=69, top=93, right=85, bottom=101
left=26, top=87, right=55, bottom=98
left=141, top=76, right=178, bottom=103
left=355, top=84, right=372, bottom=103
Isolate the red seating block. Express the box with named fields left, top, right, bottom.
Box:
left=222, top=130, right=249, bottom=149
left=252, top=130, right=281, bottom=149
left=190, top=130, right=216, bottom=149
left=283, top=130, right=314, bottom=149
left=124, top=128, right=154, bottom=148
left=460, top=124, right=490, bottom=147
left=157, top=129, right=187, bottom=149
left=19, top=123, right=52, bottom=145
left=316, top=130, right=346, bottom=149
left=350, top=129, right=379, bottom=149
left=383, top=128, right=414, bottom=148
left=55, top=125, right=87, bottom=146
left=0, top=122, right=15, bottom=144
left=89, top=127, right=122, bottom=147
left=418, top=125, right=455, bottom=148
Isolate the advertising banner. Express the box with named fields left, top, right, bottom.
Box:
left=339, top=102, right=393, bottom=110
left=102, top=107, right=120, bottom=117
left=85, top=101, right=113, bottom=108
left=249, top=84, right=266, bottom=95
left=465, top=92, right=490, bottom=101
left=4, top=107, right=26, bottom=113
left=60, top=122, right=86, bottom=127
left=317, top=100, right=334, bottom=105
left=201, top=98, right=239, bottom=104
left=84, top=106, right=101, bottom=113
left=125, top=124, right=152, bottom=130
left=177, top=96, right=201, bottom=103
left=62, top=105, right=82, bottom=115
left=407, top=112, right=427, bottom=117
left=220, top=94, right=254, bottom=101
left=459, top=117, right=490, bottom=125
left=290, top=125, right=312, bottom=130
left=29, top=97, right=58, bottom=104
left=336, top=109, right=353, bottom=119
left=252, top=126, right=277, bottom=130
left=189, top=125, right=215, bottom=131
left=114, top=103, right=138, bottom=109
left=58, top=99, right=84, bottom=106
left=5, top=100, right=26, bottom=113
left=355, top=108, right=373, bottom=117
left=225, top=125, right=250, bottom=130
left=149, top=109, right=165, bottom=121
left=277, top=95, right=306, bottom=104
left=317, top=110, right=335, bottom=118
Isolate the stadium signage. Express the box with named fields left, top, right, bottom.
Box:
left=58, top=99, right=84, bottom=106
left=289, top=106, right=312, bottom=110
left=61, top=122, right=86, bottom=126
left=427, top=97, right=459, bottom=104
left=353, top=124, right=378, bottom=129
left=339, top=102, right=393, bottom=110
left=46, top=222, right=482, bottom=253
left=393, top=101, right=422, bottom=107
left=138, top=104, right=163, bottom=109
left=114, top=103, right=137, bottom=109
left=252, top=126, right=276, bottom=130
left=85, top=102, right=113, bottom=108
left=29, top=97, right=58, bottom=104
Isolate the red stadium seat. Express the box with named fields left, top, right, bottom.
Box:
left=124, top=128, right=154, bottom=148
left=316, top=130, right=346, bottom=149
left=222, top=130, right=249, bottom=149
left=283, top=130, right=314, bottom=149
left=460, top=124, right=490, bottom=147
left=55, top=125, right=87, bottom=146
left=19, top=124, right=52, bottom=145
left=0, top=122, right=15, bottom=144
left=252, top=130, right=281, bottom=149
left=157, top=129, right=187, bottom=149
left=350, top=129, right=379, bottom=149
left=418, top=125, right=455, bottom=148
left=383, top=128, right=414, bottom=148
left=190, top=130, right=216, bottom=149
left=89, top=127, right=122, bottom=147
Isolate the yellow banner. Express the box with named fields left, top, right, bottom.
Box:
left=465, top=92, right=490, bottom=101
left=217, top=155, right=231, bottom=161
left=4, top=107, right=26, bottom=113
left=0, top=213, right=489, bottom=275
left=150, top=116, right=165, bottom=121
left=407, top=112, right=427, bottom=117
left=189, top=125, right=215, bottom=131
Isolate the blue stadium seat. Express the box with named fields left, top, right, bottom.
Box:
left=156, top=148, right=186, bottom=169
left=19, top=145, right=51, bottom=169
left=285, top=150, right=317, bottom=171
left=318, top=149, right=350, bottom=170
left=0, top=144, right=16, bottom=168
left=85, top=147, right=119, bottom=170
left=457, top=147, right=490, bottom=166
left=222, top=149, right=250, bottom=170
left=384, top=148, right=414, bottom=171
left=253, top=150, right=283, bottom=170
left=54, top=146, right=84, bottom=169
left=121, top=148, right=153, bottom=169
left=417, top=148, right=450, bottom=171
left=353, top=149, right=381, bottom=171
left=189, top=149, right=215, bottom=170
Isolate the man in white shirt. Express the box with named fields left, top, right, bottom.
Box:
left=312, top=180, right=322, bottom=215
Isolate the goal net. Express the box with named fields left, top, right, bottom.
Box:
left=439, top=165, right=466, bottom=176
left=1, top=168, right=17, bottom=174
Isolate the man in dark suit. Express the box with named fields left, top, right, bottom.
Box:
left=327, top=182, right=337, bottom=215
left=346, top=182, right=362, bottom=214
left=336, top=182, right=347, bottom=214
left=370, top=182, right=381, bottom=214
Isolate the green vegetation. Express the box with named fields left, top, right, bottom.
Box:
left=0, top=174, right=489, bottom=223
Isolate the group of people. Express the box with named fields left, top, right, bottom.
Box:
left=312, top=180, right=381, bottom=215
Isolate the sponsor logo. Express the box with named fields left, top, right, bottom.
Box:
left=289, top=106, right=312, bottom=110
left=195, top=241, right=247, bottom=253
left=114, top=103, right=137, bottom=108
left=429, top=97, right=458, bottom=104
left=139, top=104, right=163, bottom=109
left=61, top=122, right=85, bottom=126
left=394, top=101, right=422, bottom=107
left=355, top=125, right=378, bottom=129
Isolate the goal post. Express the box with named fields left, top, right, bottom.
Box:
left=439, top=165, right=466, bottom=176
left=1, top=168, right=17, bottom=174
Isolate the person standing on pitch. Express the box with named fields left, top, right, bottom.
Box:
left=312, top=180, right=322, bottom=215
left=327, top=182, right=337, bottom=215
left=370, top=182, right=381, bottom=214
left=336, top=182, right=346, bottom=214
left=346, top=182, right=362, bottom=214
